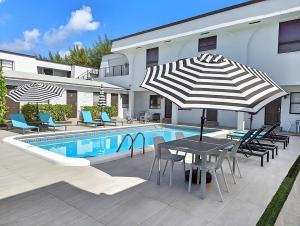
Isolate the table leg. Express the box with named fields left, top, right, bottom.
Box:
left=200, top=153, right=207, bottom=199
left=157, top=158, right=161, bottom=185
left=232, top=156, right=236, bottom=176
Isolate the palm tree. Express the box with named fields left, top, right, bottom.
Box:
left=89, top=35, right=111, bottom=68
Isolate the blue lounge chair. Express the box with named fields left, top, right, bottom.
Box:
left=100, top=112, right=117, bottom=126
left=10, top=113, right=39, bottom=134
left=39, top=112, right=67, bottom=132
left=79, top=111, right=103, bottom=127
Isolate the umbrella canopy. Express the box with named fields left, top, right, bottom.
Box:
left=98, top=86, right=106, bottom=112
left=141, top=53, right=286, bottom=113
left=7, top=82, right=65, bottom=103
left=141, top=53, right=287, bottom=140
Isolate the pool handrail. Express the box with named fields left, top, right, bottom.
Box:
left=129, top=132, right=146, bottom=155
left=116, top=133, right=134, bottom=157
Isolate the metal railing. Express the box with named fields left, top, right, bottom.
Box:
left=99, top=64, right=129, bottom=77
left=116, top=132, right=145, bottom=158
left=129, top=132, right=146, bottom=155
left=116, top=133, right=134, bottom=156
left=77, top=69, right=99, bottom=80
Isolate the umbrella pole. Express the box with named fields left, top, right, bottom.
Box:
left=200, top=109, right=206, bottom=141
left=249, top=114, right=253, bottom=130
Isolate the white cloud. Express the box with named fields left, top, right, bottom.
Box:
left=73, top=41, right=83, bottom=48
left=0, top=28, right=40, bottom=51
left=58, top=49, right=70, bottom=58
left=44, top=6, right=99, bottom=45
left=0, top=0, right=5, bottom=4
left=58, top=41, right=83, bottom=57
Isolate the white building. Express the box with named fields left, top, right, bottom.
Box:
left=0, top=50, right=129, bottom=118
left=98, top=0, right=300, bottom=131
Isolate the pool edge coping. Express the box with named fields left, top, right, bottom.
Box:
left=3, top=123, right=229, bottom=166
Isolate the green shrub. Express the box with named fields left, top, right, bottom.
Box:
left=82, top=105, right=118, bottom=119
left=0, top=66, right=8, bottom=119
left=21, top=104, right=72, bottom=122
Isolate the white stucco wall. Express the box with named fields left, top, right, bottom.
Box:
left=77, top=92, right=94, bottom=113
left=100, top=4, right=300, bottom=129
left=0, top=52, right=37, bottom=73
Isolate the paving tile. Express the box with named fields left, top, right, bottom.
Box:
left=140, top=206, right=209, bottom=226
left=99, top=196, right=168, bottom=226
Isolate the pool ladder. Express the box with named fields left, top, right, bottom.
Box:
left=116, top=132, right=145, bottom=158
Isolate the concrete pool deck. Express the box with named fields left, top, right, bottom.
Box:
left=0, top=128, right=299, bottom=226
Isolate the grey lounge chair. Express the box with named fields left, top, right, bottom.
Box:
left=162, top=132, right=187, bottom=174
left=190, top=149, right=229, bottom=202
left=148, top=136, right=186, bottom=187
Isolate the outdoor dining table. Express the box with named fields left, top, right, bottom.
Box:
left=159, top=135, right=235, bottom=199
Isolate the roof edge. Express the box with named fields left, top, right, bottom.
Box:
left=111, top=0, right=266, bottom=43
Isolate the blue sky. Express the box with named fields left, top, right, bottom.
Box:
left=0, top=0, right=247, bottom=56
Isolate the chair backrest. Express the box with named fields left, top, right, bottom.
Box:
left=262, top=124, right=279, bottom=137
left=39, top=112, right=54, bottom=124
left=10, top=113, right=28, bottom=127
left=100, top=112, right=110, bottom=122
left=82, top=111, right=93, bottom=123
left=153, top=136, right=170, bottom=158
left=239, top=130, right=255, bottom=145
left=226, top=141, right=242, bottom=155
left=214, top=149, right=228, bottom=170
left=247, top=127, right=265, bottom=143
left=175, top=132, right=184, bottom=140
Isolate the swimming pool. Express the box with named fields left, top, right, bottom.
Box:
left=4, top=124, right=225, bottom=166
left=22, top=126, right=216, bottom=158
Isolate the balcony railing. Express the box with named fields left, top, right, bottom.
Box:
left=77, top=69, right=99, bottom=80
left=100, top=64, right=129, bottom=77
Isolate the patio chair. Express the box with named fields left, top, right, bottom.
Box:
left=100, top=112, right=117, bottom=126
left=39, top=112, right=67, bottom=132
left=259, top=124, right=289, bottom=148
left=242, top=127, right=277, bottom=159
left=189, top=149, right=229, bottom=202
left=10, top=113, right=39, bottom=134
left=79, top=111, right=103, bottom=127
left=237, top=130, right=270, bottom=167
left=162, top=132, right=187, bottom=175
left=148, top=136, right=186, bottom=187
left=224, top=141, right=242, bottom=184
left=139, top=111, right=150, bottom=123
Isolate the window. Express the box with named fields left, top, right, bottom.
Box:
left=290, top=92, right=300, bottom=114
left=0, top=59, right=14, bottom=71
left=198, top=36, right=217, bottom=52
left=121, top=94, right=129, bottom=108
left=146, top=47, right=159, bottom=68
left=149, top=95, right=161, bottom=109
left=278, top=19, right=300, bottom=53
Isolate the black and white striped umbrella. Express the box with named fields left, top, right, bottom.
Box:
left=141, top=53, right=286, bottom=113
left=98, top=86, right=106, bottom=108
left=7, top=82, right=65, bottom=103
left=141, top=53, right=287, bottom=140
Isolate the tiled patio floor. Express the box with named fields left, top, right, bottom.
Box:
left=0, top=128, right=299, bottom=226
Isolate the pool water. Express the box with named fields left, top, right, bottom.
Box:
left=27, top=126, right=215, bottom=158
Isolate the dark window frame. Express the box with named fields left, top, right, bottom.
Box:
left=198, top=36, right=217, bottom=52
left=149, top=95, right=161, bottom=109
left=121, top=94, right=129, bottom=108
left=146, top=47, right=159, bottom=68
left=290, top=92, right=300, bottom=114
left=278, top=19, right=300, bottom=54
left=0, top=59, right=14, bottom=71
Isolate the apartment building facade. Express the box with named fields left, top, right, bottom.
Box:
left=0, top=50, right=129, bottom=118
left=98, top=0, right=300, bottom=131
